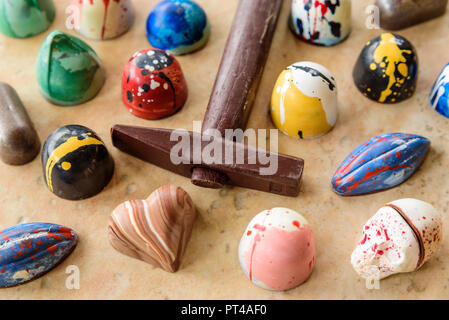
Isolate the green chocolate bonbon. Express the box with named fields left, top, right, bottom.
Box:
left=0, top=0, right=55, bottom=38
left=36, top=30, right=106, bottom=106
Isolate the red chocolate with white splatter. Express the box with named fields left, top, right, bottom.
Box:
left=122, top=49, right=188, bottom=120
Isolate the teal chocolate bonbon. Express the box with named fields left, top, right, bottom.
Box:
left=36, top=30, right=106, bottom=106
left=0, top=0, right=55, bottom=38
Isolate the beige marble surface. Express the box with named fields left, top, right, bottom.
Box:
left=0, top=0, right=449, bottom=300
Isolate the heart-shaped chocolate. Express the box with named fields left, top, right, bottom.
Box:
left=108, top=185, right=197, bottom=272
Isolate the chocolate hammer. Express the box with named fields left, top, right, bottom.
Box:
left=111, top=0, right=305, bottom=197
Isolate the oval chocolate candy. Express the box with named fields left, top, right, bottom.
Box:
left=0, top=83, right=40, bottom=165
left=0, top=223, right=78, bottom=288
left=332, top=133, right=430, bottom=196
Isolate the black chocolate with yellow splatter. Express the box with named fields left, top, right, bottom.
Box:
left=353, top=33, right=418, bottom=104
left=41, top=125, right=114, bottom=200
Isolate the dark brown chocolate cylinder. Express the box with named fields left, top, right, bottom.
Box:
left=377, top=0, right=447, bottom=30
left=0, top=83, right=40, bottom=165
left=191, top=0, right=283, bottom=188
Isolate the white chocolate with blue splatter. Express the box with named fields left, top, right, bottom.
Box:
left=290, top=0, right=352, bottom=47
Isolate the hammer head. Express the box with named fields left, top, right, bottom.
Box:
left=111, top=125, right=304, bottom=197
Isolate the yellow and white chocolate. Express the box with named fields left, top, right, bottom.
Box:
left=270, top=62, right=338, bottom=139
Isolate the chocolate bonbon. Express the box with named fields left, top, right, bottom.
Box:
left=36, top=30, right=106, bottom=106
left=290, top=0, right=351, bottom=46
left=122, top=48, right=188, bottom=120
left=430, top=63, right=449, bottom=118
left=0, top=223, right=78, bottom=288
left=108, top=185, right=197, bottom=273
left=376, top=0, right=448, bottom=31
left=270, top=61, right=338, bottom=139
left=0, top=0, right=55, bottom=38
left=69, top=0, right=135, bottom=40
left=351, top=199, right=442, bottom=280
left=353, top=33, right=418, bottom=104
left=146, top=0, right=210, bottom=55
left=42, top=125, right=114, bottom=200
left=112, top=0, right=305, bottom=197
left=0, top=83, right=40, bottom=165
left=238, top=208, right=315, bottom=291
left=332, top=133, right=430, bottom=196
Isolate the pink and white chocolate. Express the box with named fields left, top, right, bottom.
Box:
left=351, top=198, right=442, bottom=280
left=238, top=208, right=315, bottom=291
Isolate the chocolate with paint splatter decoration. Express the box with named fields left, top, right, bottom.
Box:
left=41, top=125, right=114, bottom=200
left=290, top=0, right=352, bottom=47
left=0, top=222, right=78, bottom=288
left=36, top=30, right=106, bottom=106
left=353, top=33, right=418, bottom=104
left=108, top=185, right=197, bottom=273
left=122, top=48, right=188, bottom=120
left=0, top=0, right=55, bottom=38
left=430, top=63, right=449, bottom=119
left=238, top=208, right=315, bottom=291
left=146, top=0, right=210, bottom=55
left=69, top=0, right=135, bottom=40
left=332, top=133, right=430, bottom=196
left=351, top=199, right=442, bottom=280
left=270, top=61, right=338, bottom=139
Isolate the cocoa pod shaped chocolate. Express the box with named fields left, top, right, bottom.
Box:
left=0, top=223, right=78, bottom=288
left=108, top=185, right=197, bottom=273
left=332, top=133, right=430, bottom=196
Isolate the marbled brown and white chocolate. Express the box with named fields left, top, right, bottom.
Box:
left=108, top=185, right=197, bottom=273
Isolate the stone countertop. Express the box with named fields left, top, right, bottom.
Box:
left=0, top=0, right=448, bottom=299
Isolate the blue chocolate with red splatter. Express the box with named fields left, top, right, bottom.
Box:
left=146, top=0, right=210, bottom=55
left=0, top=223, right=78, bottom=287
left=332, top=133, right=430, bottom=196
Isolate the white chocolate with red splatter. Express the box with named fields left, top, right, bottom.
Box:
left=238, top=208, right=315, bottom=291
left=390, top=199, right=443, bottom=267
left=351, top=198, right=442, bottom=280
left=70, top=0, right=135, bottom=40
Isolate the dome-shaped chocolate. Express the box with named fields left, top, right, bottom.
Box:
left=0, top=0, right=55, bottom=38
left=146, top=0, right=210, bottom=55
left=353, top=33, right=418, bottom=104
left=121, top=48, right=188, bottom=120
left=36, top=30, right=106, bottom=106
left=69, top=0, right=135, bottom=40
left=42, top=125, right=114, bottom=200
